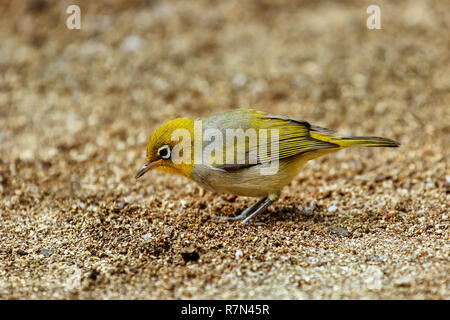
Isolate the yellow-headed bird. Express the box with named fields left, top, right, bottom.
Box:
left=136, top=109, right=399, bottom=224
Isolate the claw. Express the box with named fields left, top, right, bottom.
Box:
left=214, top=194, right=280, bottom=224
left=214, top=197, right=268, bottom=222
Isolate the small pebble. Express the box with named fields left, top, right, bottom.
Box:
left=39, top=249, right=54, bottom=257
left=328, top=205, right=337, bottom=213
left=328, top=200, right=339, bottom=213
left=142, top=232, right=153, bottom=240
left=331, top=227, right=351, bottom=237
left=232, top=73, right=247, bottom=87
left=303, top=201, right=316, bottom=216
left=17, top=249, right=28, bottom=256
left=121, top=35, right=144, bottom=52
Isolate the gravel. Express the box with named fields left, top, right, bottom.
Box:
left=0, top=0, right=448, bottom=299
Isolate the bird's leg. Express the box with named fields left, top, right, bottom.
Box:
left=215, top=197, right=267, bottom=221
left=240, top=193, right=279, bottom=224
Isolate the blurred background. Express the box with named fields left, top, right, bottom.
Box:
left=0, top=0, right=448, bottom=299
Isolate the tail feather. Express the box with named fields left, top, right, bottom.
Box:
left=310, top=131, right=400, bottom=148
left=330, top=136, right=400, bottom=148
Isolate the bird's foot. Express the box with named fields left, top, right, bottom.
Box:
left=214, top=197, right=267, bottom=222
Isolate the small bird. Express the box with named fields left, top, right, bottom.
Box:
left=136, top=109, right=399, bottom=224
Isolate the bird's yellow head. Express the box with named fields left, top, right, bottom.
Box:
left=135, top=117, right=194, bottom=179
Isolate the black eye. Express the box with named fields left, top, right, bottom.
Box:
left=158, top=145, right=171, bottom=159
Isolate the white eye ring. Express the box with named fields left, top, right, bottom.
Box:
left=157, top=145, right=171, bottom=159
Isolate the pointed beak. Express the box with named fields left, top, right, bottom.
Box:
left=135, top=159, right=162, bottom=179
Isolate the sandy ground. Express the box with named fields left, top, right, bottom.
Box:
left=0, top=0, right=448, bottom=299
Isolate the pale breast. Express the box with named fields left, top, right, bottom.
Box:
left=191, top=155, right=309, bottom=197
